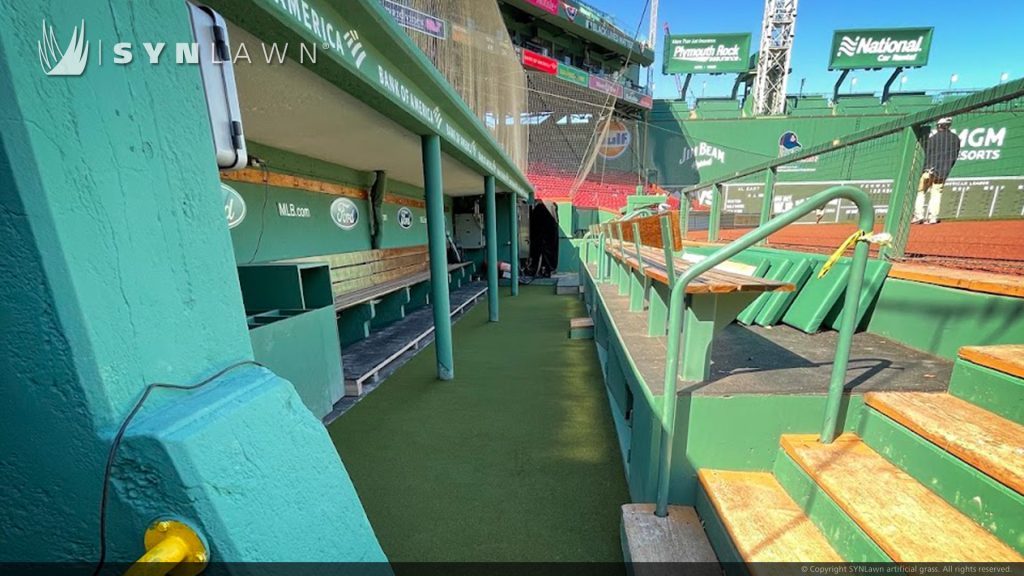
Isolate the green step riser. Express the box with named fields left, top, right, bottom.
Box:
left=948, top=359, right=1024, bottom=424
left=858, top=408, right=1024, bottom=554
left=695, top=486, right=749, bottom=575
left=773, top=451, right=891, bottom=562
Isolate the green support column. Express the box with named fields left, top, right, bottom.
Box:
left=485, top=176, right=499, bottom=322
left=882, top=126, right=925, bottom=259
left=708, top=184, right=723, bottom=242
left=422, top=135, right=454, bottom=380
left=679, top=192, right=690, bottom=241
left=509, top=193, right=520, bottom=296
left=759, top=169, right=776, bottom=245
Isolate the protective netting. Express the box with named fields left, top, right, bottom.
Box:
left=524, top=70, right=650, bottom=211
left=673, top=91, right=1024, bottom=273
left=381, top=0, right=529, bottom=175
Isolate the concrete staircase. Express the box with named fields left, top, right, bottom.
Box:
left=695, top=345, right=1024, bottom=566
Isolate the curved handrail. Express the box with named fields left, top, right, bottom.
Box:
left=654, top=185, right=875, bottom=517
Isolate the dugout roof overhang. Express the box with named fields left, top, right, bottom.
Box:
left=208, top=0, right=533, bottom=198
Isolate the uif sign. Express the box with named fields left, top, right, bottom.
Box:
left=829, top=27, right=933, bottom=70
left=664, top=33, right=751, bottom=74
left=597, top=119, right=632, bottom=160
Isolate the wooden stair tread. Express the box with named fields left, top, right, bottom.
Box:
left=866, top=392, right=1024, bottom=494
left=698, top=469, right=843, bottom=564
left=959, top=345, right=1024, bottom=379
left=781, top=434, right=1023, bottom=563
left=569, top=317, right=595, bottom=328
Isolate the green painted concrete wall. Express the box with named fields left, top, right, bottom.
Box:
left=866, top=278, right=1024, bottom=360
left=250, top=307, right=345, bottom=419
left=229, top=144, right=442, bottom=263
left=0, top=1, right=385, bottom=563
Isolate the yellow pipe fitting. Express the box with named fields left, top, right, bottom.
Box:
left=124, top=519, right=208, bottom=576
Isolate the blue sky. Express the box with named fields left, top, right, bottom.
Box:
left=585, top=0, right=1023, bottom=99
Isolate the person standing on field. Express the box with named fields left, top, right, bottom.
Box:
left=913, top=117, right=961, bottom=224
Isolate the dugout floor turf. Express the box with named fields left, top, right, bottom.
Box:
left=328, top=286, right=630, bottom=563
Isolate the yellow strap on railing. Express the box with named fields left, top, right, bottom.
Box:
left=818, top=230, right=867, bottom=279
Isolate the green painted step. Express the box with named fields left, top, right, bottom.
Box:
left=857, top=405, right=1024, bottom=554
left=773, top=450, right=890, bottom=562
left=949, top=357, right=1024, bottom=424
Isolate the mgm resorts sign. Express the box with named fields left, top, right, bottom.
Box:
left=829, top=27, right=933, bottom=70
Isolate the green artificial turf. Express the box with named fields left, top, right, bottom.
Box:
left=328, top=286, right=630, bottom=563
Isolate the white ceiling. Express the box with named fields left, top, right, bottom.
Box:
left=228, top=24, right=486, bottom=196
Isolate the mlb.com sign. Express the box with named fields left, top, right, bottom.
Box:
left=828, top=27, right=933, bottom=70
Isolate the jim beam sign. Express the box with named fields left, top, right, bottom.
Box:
left=663, top=33, right=751, bottom=74
left=829, top=27, right=933, bottom=70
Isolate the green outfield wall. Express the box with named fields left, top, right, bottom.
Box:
left=648, top=100, right=1024, bottom=221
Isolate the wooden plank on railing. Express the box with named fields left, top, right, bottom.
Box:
left=613, top=212, right=683, bottom=252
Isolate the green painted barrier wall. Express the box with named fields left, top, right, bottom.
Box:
left=250, top=307, right=345, bottom=419
left=227, top=145, right=443, bottom=264
left=866, top=278, right=1024, bottom=359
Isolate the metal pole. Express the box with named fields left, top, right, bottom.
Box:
left=759, top=168, right=776, bottom=246
left=820, top=236, right=870, bottom=442
left=660, top=214, right=676, bottom=286
left=484, top=175, right=499, bottom=322
left=654, top=185, right=875, bottom=517
left=708, top=184, right=723, bottom=242
left=509, top=193, right=520, bottom=296
left=421, top=135, right=454, bottom=380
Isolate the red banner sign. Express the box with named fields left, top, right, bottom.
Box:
left=522, top=49, right=558, bottom=75
left=524, top=0, right=559, bottom=15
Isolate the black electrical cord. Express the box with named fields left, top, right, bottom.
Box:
left=246, top=159, right=271, bottom=264
left=90, top=360, right=264, bottom=576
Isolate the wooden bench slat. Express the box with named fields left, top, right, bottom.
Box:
left=328, top=253, right=429, bottom=285
left=606, top=243, right=793, bottom=295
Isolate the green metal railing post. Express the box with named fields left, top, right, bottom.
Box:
left=632, top=223, right=645, bottom=273
left=421, top=134, right=454, bottom=380
left=679, top=193, right=690, bottom=242
left=708, top=184, right=723, bottom=242
left=759, top=169, right=777, bottom=245
left=882, top=125, right=925, bottom=259
left=509, top=193, right=519, bottom=296
left=653, top=185, right=875, bottom=517
left=484, top=175, right=499, bottom=322
left=660, top=214, right=676, bottom=286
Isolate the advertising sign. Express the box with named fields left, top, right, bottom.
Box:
left=829, top=27, right=933, bottom=70
left=522, top=49, right=558, bottom=74
left=556, top=63, right=589, bottom=87
left=382, top=0, right=447, bottom=40
left=524, top=0, right=559, bottom=16
left=663, top=33, right=752, bottom=74
left=597, top=119, right=632, bottom=160
left=622, top=86, right=653, bottom=109
left=589, top=75, right=624, bottom=98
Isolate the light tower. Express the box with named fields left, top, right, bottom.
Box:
left=752, top=0, right=798, bottom=116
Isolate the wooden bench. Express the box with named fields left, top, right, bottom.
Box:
left=292, top=245, right=475, bottom=345
left=595, top=211, right=795, bottom=382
